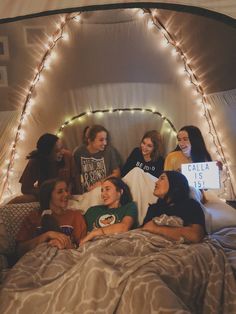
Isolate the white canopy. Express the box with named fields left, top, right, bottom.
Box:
left=0, top=1, right=235, bottom=202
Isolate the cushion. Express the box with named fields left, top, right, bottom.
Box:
left=0, top=202, right=40, bottom=253
left=204, top=191, right=236, bottom=233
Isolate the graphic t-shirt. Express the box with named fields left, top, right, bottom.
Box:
left=143, top=198, right=206, bottom=232
left=85, top=201, right=138, bottom=232
left=73, top=145, right=120, bottom=192
left=121, top=147, right=164, bottom=178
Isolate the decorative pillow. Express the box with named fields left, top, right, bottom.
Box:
left=204, top=191, right=236, bottom=233
left=0, top=216, right=9, bottom=254
left=0, top=202, right=40, bottom=253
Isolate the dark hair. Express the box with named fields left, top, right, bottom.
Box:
left=140, top=130, right=163, bottom=161
left=39, top=178, right=65, bottom=211
left=28, top=133, right=59, bottom=159
left=162, top=171, right=190, bottom=204
left=39, top=178, right=65, bottom=233
left=27, top=133, right=61, bottom=184
left=87, top=125, right=109, bottom=144
left=82, top=126, right=91, bottom=145
left=175, top=125, right=212, bottom=162
left=103, top=177, right=133, bottom=206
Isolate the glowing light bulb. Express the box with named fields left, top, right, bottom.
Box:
left=19, top=131, right=25, bottom=141
left=178, top=67, right=185, bottom=75
left=74, top=15, right=81, bottom=22
left=147, top=20, right=154, bottom=29
left=160, top=39, right=168, bottom=48
left=137, top=10, right=145, bottom=18
left=171, top=48, right=178, bottom=56
left=62, top=33, right=69, bottom=41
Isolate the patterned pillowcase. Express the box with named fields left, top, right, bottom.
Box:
left=0, top=202, right=40, bottom=254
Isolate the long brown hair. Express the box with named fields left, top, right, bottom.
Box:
left=140, top=130, right=163, bottom=161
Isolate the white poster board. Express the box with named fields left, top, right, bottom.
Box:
left=181, top=161, right=220, bottom=189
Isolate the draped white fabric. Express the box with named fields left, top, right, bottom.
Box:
left=206, top=88, right=236, bottom=198
left=0, top=0, right=236, bottom=20
left=0, top=8, right=235, bottom=202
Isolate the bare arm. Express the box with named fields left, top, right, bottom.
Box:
left=141, top=220, right=205, bottom=243
left=80, top=216, right=134, bottom=245
left=17, top=231, right=72, bottom=257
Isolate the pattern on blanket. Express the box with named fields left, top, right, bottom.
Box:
left=0, top=230, right=236, bottom=314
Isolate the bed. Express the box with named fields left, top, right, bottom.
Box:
left=0, top=177, right=236, bottom=313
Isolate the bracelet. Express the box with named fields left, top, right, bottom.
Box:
left=101, top=228, right=105, bottom=235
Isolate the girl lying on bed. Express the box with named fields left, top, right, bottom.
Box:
left=142, top=171, right=206, bottom=243
left=80, top=177, right=138, bottom=244
left=16, top=178, right=87, bottom=257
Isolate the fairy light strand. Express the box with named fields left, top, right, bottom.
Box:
left=1, top=8, right=234, bottom=201
left=56, top=108, right=177, bottom=136
left=0, top=12, right=82, bottom=202
left=147, top=8, right=235, bottom=198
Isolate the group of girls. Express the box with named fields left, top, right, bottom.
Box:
left=14, top=123, right=210, bottom=257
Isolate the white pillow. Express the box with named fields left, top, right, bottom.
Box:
left=203, top=191, right=236, bottom=233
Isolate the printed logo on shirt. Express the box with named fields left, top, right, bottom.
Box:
left=94, top=213, right=119, bottom=229
left=136, top=161, right=156, bottom=172
left=81, top=157, right=106, bottom=190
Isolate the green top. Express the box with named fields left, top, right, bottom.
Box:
left=85, top=201, right=138, bottom=232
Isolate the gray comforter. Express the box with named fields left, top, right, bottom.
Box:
left=0, top=230, right=236, bottom=314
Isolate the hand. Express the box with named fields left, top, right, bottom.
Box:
left=80, top=229, right=103, bottom=245
left=43, top=231, right=72, bottom=249
left=48, top=238, right=73, bottom=249
left=141, top=220, right=157, bottom=233
left=216, top=160, right=223, bottom=171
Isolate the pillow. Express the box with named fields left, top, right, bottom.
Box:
left=0, top=202, right=40, bottom=253
left=0, top=216, right=9, bottom=255
left=204, top=191, right=236, bottom=233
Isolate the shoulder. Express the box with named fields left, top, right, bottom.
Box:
left=85, top=205, right=106, bottom=215
left=131, top=147, right=140, bottom=156
left=62, top=149, right=72, bottom=158
left=24, top=210, right=41, bottom=224
left=73, top=145, right=88, bottom=156
left=166, top=151, right=182, bottom=159
left=123, top=201, right=137, bottom=210
left=67, top=209, right=84, bottom=217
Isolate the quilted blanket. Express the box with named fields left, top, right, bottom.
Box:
left=0, top=230, right=236, bottom=314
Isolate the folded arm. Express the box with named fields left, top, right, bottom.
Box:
left=17, top=231, right=73, bottom=257
left=141, top=220, right=205, bottom=243
left=80, top=215, right=133, bottom=245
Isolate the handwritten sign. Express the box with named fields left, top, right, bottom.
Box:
left=181, top=161, right=220, bottom=189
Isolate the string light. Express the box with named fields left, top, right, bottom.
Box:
left=149, top=8, right=234, bottom=198
left=56, top=107, right=177, bottom=136
left=0, top=12, right=82, bottom=202
left=1, top=9, right=234, bottom=201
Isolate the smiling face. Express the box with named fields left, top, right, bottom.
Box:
left=140, top=137, right=154, bottom=160
left=177, top=130, right=191, bottom=157
left=49, top=181, right=69, bottom=213
left=89, top=131, right=107, bottom=153
left=101, top=180, right=122, bottom=208
left=153, top=173, right=169, bottom=198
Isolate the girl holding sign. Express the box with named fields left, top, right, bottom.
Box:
left=164, top=125, right=212, bottom=172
